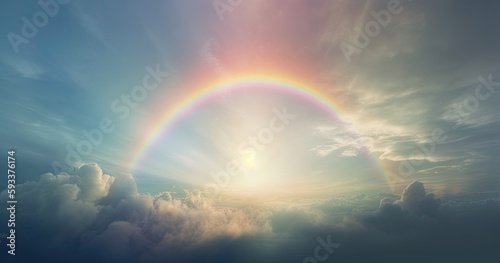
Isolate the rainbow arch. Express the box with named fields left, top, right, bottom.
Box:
left=132, top=75, right=387, bottom=187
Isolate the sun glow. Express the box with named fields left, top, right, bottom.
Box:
left=131, top=73, right=387, bottom=198
left=242, top=154, right=256, bottom=172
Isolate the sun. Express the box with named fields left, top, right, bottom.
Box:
left=241, top=154, right=256, bottom=172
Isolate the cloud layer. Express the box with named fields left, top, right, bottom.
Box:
left=1, top=164, right=499, bottom=262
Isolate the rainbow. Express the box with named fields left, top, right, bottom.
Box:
left=132, top=75, right=387, bottom=188
left=132, top=75, right=346, bottom=165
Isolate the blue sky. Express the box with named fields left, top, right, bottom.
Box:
left=0, top=0, right=499, bottom=262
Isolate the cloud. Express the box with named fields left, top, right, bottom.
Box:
left=75, top=163, right=115, bottom=202
left=1, top=57, right=44, bottom=79
left=396, top=181, right=441, bottom=217
left=0, top=164, right=272, bottom=263
left=0, top=164, right=499, bottom=263
left=311, top=0, right=500, bottom=194
left=310, top=124, right=365, bottom=157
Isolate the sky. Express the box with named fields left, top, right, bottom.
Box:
left=0, top=0, right=499, bottom=262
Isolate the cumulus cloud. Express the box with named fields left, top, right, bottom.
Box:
left=0, top=164, right=272, bottom=263
left=396, top=181, right=441, bottom=217
left=0, top=165, right=498, bottom=263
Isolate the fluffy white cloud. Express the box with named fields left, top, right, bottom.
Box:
left=0, top=163, right=272, bottom=262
